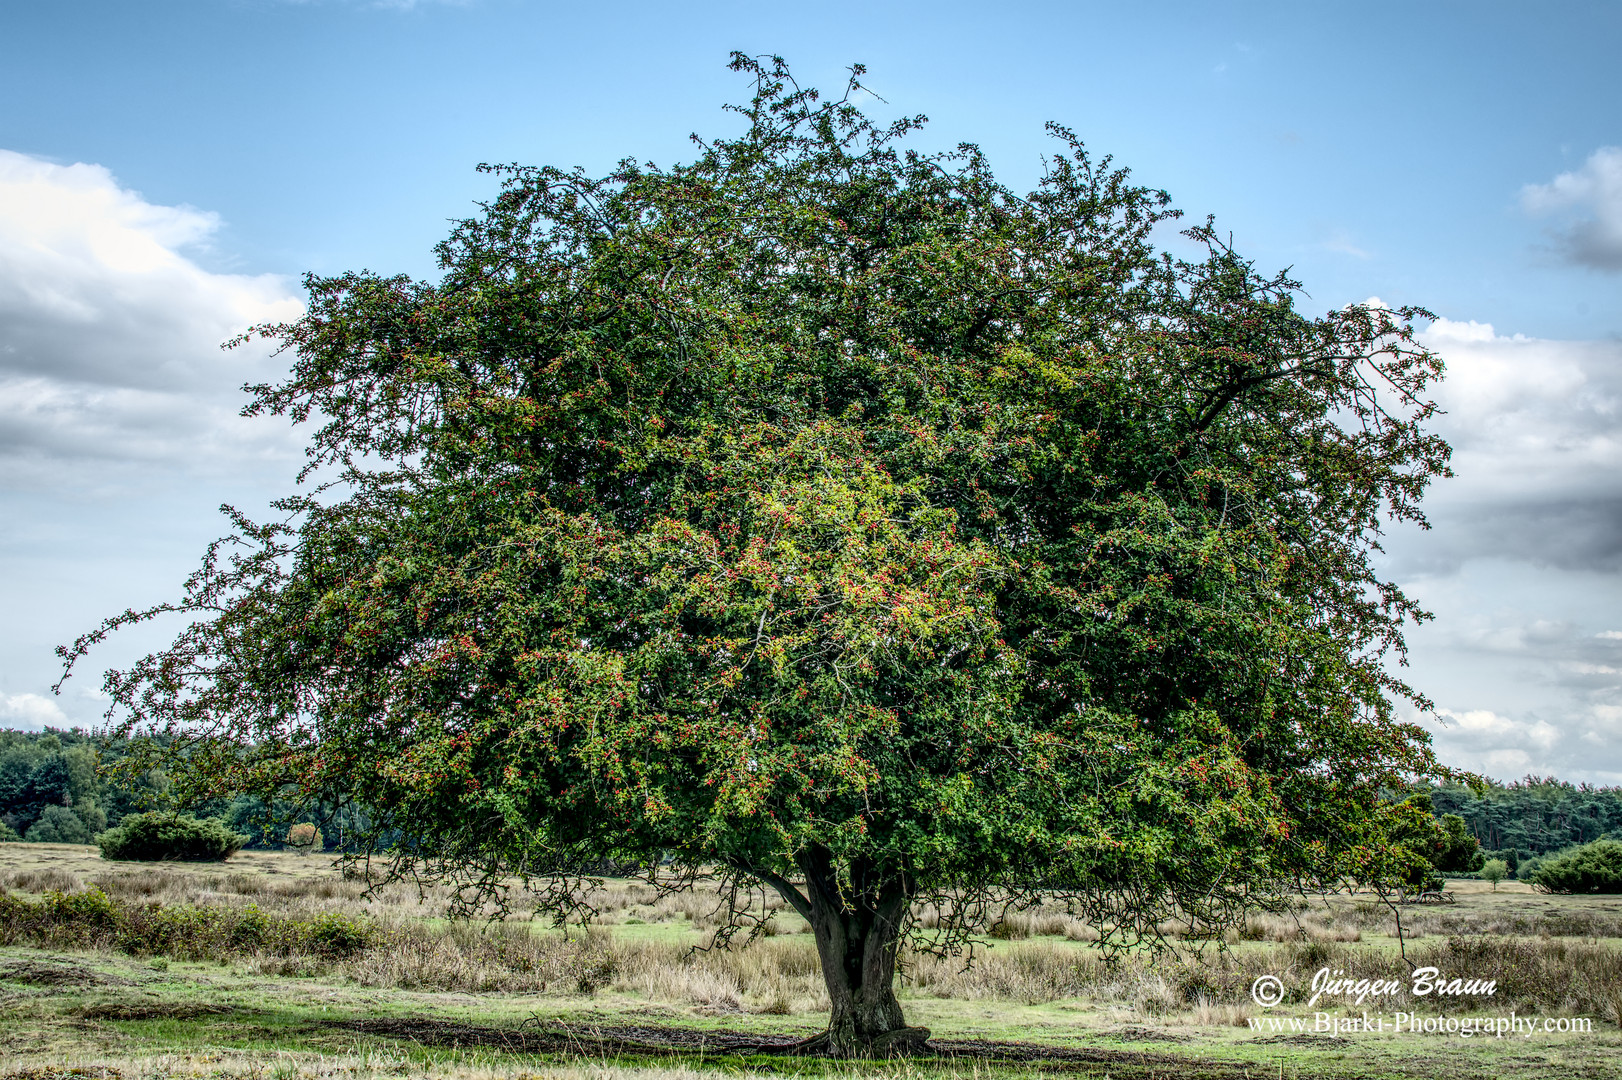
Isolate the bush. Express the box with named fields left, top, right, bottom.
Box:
left=303, top=911, right=375, bottom=958
left=1523, top=839, right=1622, bottom=894
left=1480, top=858, right=1508, bottom=890
left=25, top=805, right=93, bottom=844
left=286, top=822, right=323, bottom=853
left=0, top=886, right=380, bottom=963
left=95, top=812, right=247, bottom=862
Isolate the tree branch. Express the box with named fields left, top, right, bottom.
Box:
left=735, top=861, right=814, bottom=923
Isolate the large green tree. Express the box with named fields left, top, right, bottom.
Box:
left=63, top=57, right=1454, bottom=1054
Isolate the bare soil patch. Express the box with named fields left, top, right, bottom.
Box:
left=1096, top=1026, right=1193, bottom=1043
left=0, top=960, right=134, bottom=988
left=333, top=1016, right=802, bottom=1054
left=75, top=1002, right=228, bottom=1021
left=1253, top=1033, right=1342, bottom=1047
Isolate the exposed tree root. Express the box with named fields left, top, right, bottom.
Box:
left=784, top=1026, right=931, bottom=1057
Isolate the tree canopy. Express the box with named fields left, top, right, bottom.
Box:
left=63, top=56, right=1455, bottom=1055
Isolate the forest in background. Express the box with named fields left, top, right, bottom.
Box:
left=1424, top=778, right=1622, bottom=866
left=0, top=727, right=363, bottom=849
left=5, top=727, right=1619, bottom=862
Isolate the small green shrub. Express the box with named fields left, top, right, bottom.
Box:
left=1480, top=858, right=1508, bottom=890
left=0, top=886, right=381, bottom=964
left=95, top=812, right=247, bottom=862
left=570, top=944, right=620, bottom=994
left=47, top=887, right=121, bottom=945
left=229, top=903, right=273, bottom=952
left=303, top=911, right=375, bottom=958
left=1523, top=839, right=1622, bottom=894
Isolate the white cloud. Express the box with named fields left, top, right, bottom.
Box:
left=0, top=691, right=69, bottom=731
left=1438, top=708, right=1558, bottom=749
left=1427, top=702, right=1616, bottom=783
left=0, top=150, right=304, bottom=491
left=1395, top=560, right=1622, bottom=782
left=1521, top=146, right=1622, bottom=271
left=1403, top=317, right=1622, bottom=571
left=1382, top=319, right=1622, bottom=781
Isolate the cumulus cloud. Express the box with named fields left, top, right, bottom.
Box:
left=1429, top=698, right=1622, bottom=785
left=0, top=692, right=69, bottom=731
left=1521, top=147, right=1622, bottom=271
left=1392, top=562, right=1622, bottom=782
left=1394, top=598, right=1622, bottom=779
left=0, top=150, right=304, bottom=491
left=1398, top=316, right=1622, bottom=573
left=1429, top=708, right=1557, bottom=779
left=1376, top=316, right=1622, bottom=780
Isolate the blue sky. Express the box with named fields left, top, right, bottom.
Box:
left=3, top=0, right=1621, bottom=782
left=7, top=1, right=1619, bottom=334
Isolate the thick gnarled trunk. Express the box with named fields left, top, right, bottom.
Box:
left=762, top=850, right=929, bottom=1057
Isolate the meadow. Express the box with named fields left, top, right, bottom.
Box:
left=1, top=842, right=1619, bottom=1079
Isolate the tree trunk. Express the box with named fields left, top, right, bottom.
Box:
left=759, top=849, right=929, bottom=1057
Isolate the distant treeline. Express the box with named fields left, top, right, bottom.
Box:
left=1424, top=777, right=1622, bottom=857
left=7, top=726, right=1618, bottom=863
left=0, top=728, right=132, bottom=843
left=0, top=727, right=366, bottom=849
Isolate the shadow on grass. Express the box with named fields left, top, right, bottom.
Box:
left=329, top=1017, right=1279, bottom=1076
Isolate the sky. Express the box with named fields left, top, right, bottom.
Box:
left=2, top=0, right=1620, bottom=783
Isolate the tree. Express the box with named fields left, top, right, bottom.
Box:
left=287, top=822, right=324, bottom=853
left=25, top=804, right=92, bottom=844
left=0, top=730, right=117, bottom=840
left=61, top=56, right=1455, bottom=1055
left=1479, top=858, right=1508, bottom=891
left=1435, top=812, right=1484, bottom=873
left=1384, top=792, right=1450, bottom=896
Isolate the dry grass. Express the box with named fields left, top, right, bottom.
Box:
left=317, top=922, right=1622, bottom=1022
left=3, top=842, right=1621, bottom=1024
left=0, top=866, right=79, bottom=893
left=9, top=842, right=1616, bottom=940
left=1234, top=911, right=1361, bottom=943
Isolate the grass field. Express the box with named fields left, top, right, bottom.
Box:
left=2, top=842, right=1620, bottom=1079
